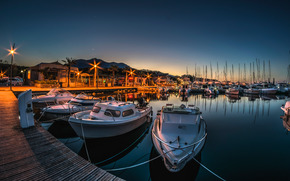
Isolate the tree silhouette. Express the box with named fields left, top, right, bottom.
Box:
left=108, top=65, right=118, bottom=87
left=62, top=57, right=76, bottom=87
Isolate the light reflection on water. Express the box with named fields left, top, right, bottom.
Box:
left=43, top=93, right=290, bottom=181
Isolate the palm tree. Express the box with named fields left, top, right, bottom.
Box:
left=62, top=57, right=76, bottom=87
left=122, top=67, right=130, bottom=86
left=89, top=60, right=102, bottom=88
left=108, top=65, right=118, bottom=87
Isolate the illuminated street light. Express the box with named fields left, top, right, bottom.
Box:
left=89, top=60, right=102, bottom=88
left=126, top=68, right=136, bottom=87
left=75, top=70, right=82, bottom=86
left=0, top=70, right=7, bottom=78
left=145, top=73, right=152, bottom=86
left=7, top=43, right=17, bottom=91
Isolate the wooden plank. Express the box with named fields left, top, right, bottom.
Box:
left=0, top=91, right=122, bottom=181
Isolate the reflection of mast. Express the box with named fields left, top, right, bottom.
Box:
left=224, top=97, right=227, bottom=116
left=262, top=100, right=264, bottom=116
left=204, top=97, right=206, bottom=111
left=243, top=98, right=245, bottom=114
left=216, top=97, right=219, bottom=112
left=251, top=101, right=254, bottom=115
left=209, top=98, right=212, bottom=112
left=238, top=98, right=240, bottom=113
left=268, top=101, right=270, bottom=116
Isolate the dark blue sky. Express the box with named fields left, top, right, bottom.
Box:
left=0, top=0, right=289, bottom=81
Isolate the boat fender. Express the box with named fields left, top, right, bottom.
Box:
left=180, top=104, right=186, bottom=109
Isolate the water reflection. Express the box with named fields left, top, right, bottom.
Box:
left=282, top=115, right=290, bottom=134
left=38, top=91, right=289, bottom=181
left=48, top=121, right=77, bottom=138
left=149, top=147, right=201, bottom=181
left=79, top=120, right=152, bottom=166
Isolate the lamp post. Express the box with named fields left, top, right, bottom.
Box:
left=8, top=44, right=16, bottom=91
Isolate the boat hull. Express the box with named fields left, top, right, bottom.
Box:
left=261, top=89, right=277, bottom=94
left=42, top=105, right=94, bottom=121
left=226, top=89, right=239, bottom=95
left=69, top=107, right=152, bottom=139
left=244, top=89, right=260, bottom=94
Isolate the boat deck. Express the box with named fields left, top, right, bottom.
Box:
left=0, top=91, right=123, bottom=181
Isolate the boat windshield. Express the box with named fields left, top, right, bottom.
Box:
left=163, top=107, right=192, bottom=114
left=104, top=109, right=121, bottom=117
left=47, top=88, right=71, bottom=95
left=75, top=93, right=99, bottom=100
left=92, top=106, right=101, bottom=113
left=69, top=101, right=94, bottom=106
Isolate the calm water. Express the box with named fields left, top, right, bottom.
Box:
left=43, top=92, right=290, bottom=181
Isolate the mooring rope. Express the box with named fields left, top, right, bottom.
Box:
left=104, top=151, right=163, bottom=172
left=80, top=118, right=91, bottom=162
left=192, top=157, right=226, bottom=181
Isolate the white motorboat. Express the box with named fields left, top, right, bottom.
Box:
left=261, top=87, right=277, bottom=94
left=151, top=104, right=207, bottom=172
left=281, top=101, right=290, bottom=115
left=276, top=83, right=290, bottom=94
left=68, top=98, right=152, bottom=139
left=41, top=93, right=101, bottom=121
left=260, top=83, right=278, bottom=94
left=32, top=88, right=74, bottom=105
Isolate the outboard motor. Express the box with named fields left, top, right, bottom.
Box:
left=138, top=97, right=147, bottom=107
left=107, top=96, right=115, bottom=101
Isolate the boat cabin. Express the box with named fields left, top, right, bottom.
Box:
left=90, top=101, right=137, bottom=119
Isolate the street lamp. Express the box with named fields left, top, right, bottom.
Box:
left=7, top=43, right=16, bottom=91
left=125, top=68, right=136, bottom=87
left=89, top=60, right=102, bottom=88
left=146, top=73, right=152, bottom=86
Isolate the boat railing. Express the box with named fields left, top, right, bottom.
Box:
left=152, top=130, right=207, bottom=150
left=102, top=109, right=116, bottom=122
left=117, top=94, right=122, bottom=101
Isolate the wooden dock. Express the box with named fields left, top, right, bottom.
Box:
left=0, top=91, right=123, bottom=181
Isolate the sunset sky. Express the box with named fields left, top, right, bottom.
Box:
left=0, top=0, right=289, bottom=81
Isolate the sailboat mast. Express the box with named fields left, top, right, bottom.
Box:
left=263, top=60, right=265, bottom=82
left=268, top=60, right=271, bottom=83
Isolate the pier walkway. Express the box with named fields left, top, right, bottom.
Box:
left=0, top=91, right=123, bottom=181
